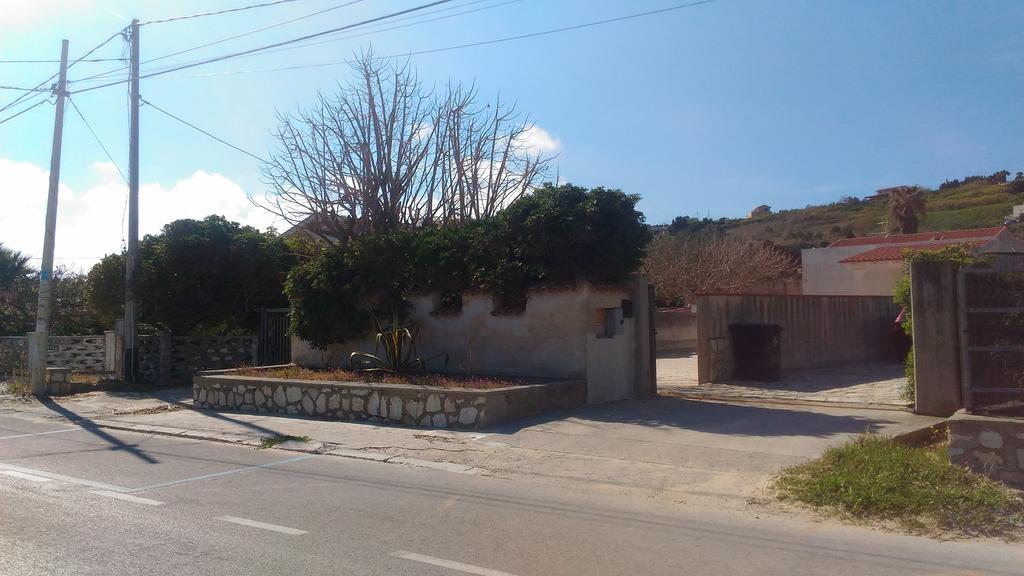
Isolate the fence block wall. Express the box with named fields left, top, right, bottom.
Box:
left=1, top=334, right=114, bottom=378
left=696, top=294, right=900, bottom=383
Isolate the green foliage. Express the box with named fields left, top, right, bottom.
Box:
left=1, top=259, right=105, bottom=336
left=775, top=435, right=1024, bottom=538
left=287, top=184, right=650, bottom=349
left=349, top=314, right=448, bottom=374
left=87, top=216, right=294, bottom=335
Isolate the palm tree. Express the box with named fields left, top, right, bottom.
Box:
left=0, top=243, right=31, bottom=288
left=888, top=187, right=927, bottom=234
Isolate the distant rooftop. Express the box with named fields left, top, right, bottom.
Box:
left=839, top=240, right=990, bottom=263
left=829, top=226, right=1007, bottom=248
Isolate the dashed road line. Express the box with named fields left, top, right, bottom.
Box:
left=2, top=470, right=53, bottom=482
left=391, top=551, right=520, bottom=576
left=0, top=463, right=127, bottom=492
left=216, top=516, right=307, bottom=535
left=126, top=453, right=317, bottom=494
left=91, top=490, right=164, bottom=506
left=0, top=428, right=83, bottom=441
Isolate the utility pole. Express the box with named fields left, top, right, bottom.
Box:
left=124, top=19, right=140, bottom=382
left=28, top=39, right=70, bottom=396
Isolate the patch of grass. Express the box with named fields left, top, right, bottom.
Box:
left=257, top=434, right=311, bottom=449
left=236, top=365, right=535, bottom=390
left=774, top=434, right=1024, bottom=539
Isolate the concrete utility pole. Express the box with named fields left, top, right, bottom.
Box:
left=124, top=19, right=140, bottom=382
left=28, top=39, right=70, bottom=396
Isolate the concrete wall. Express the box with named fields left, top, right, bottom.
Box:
left=696, top=294, right=900, bottom=383
left=655, top=308, right=697, bottom=352
left=910, top=260, right=962, bottom=416
left=293, top=278, right=655, bottom=403
left=802, top=246, right=904, bottom=296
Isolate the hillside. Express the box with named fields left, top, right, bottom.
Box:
left=664, top=179, right=1024, bottom=253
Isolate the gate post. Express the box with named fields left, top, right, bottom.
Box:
left=910, top=260, right=962, bottom=416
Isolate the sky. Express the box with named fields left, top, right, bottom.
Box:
left=1, top=0, right=1023, bottom=270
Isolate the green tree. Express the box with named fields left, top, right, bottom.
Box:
left=87, top=216, right=295, bottom=335
left=0, top=243, right=33, bottom=335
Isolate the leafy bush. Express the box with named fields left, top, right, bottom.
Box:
left=287, top=184, right=650, bottom=350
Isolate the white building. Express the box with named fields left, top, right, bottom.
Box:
left=802, top=226, right=1021, bottom=296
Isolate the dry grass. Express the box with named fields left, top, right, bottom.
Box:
left=236, top=365, right=535, bottom=390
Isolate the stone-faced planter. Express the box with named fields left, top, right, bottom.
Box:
left=193, top=368, right=585, bottom=429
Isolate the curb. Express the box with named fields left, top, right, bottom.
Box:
left=72, top=418, right=479, bottom=474
left=657, top=390, right=913, bottom=413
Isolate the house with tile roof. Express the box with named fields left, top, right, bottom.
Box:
left=801, top=226, right=1022, bottom=296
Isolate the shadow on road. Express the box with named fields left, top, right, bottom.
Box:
left=487, top=395, right=900, bottom=438
left=39, top=398, right=159, bottom=464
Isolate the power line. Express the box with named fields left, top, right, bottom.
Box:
left=143, top=0, right=365, bottom=62
left=141, top=0, right=716, bottom=80
left=141, top=97, right=268, bottom=163
left=67, top=96, right=129, bottom=185
left=70, top=0, right=455, bottom=94
left=0, top=85, right=50, bottom=92
left=1, top=28, right=125, bottom=113
left=0, top=96, right=50, bottom=126
left=141, top=0, right=301, bottom=25
left=0, top=57, right=122, bottom=64
left=70, top=0, right=366, bottom=85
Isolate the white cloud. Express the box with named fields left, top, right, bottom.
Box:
left=1, top=0, right=94, bottom=30
left=517, top=125, right=562, bottom=156
left=0, top=157, right=278, bottom=271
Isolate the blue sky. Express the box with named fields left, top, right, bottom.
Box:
left=1, top=0, right=1023, bottom=267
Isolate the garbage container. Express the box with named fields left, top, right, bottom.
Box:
left=729, top=323, right=783, bottom=382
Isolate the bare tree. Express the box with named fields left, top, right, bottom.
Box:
left=258, top=51, right=553, bottom=242
left=643, top=234, right=799, bottom=306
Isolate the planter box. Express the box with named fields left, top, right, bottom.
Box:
left=193, top=368, right=585, bottom=429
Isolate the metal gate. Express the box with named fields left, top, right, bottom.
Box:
left=958, top=257, right=1024, bottom=414
left=258, top=308, right=291, bottom=366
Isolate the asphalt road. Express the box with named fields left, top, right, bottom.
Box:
left=1, top=412, right=1022, bottom=576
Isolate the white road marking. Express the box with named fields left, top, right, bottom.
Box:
left=2, top=470, right=52, bottom=482
left=91, top=490, right=164, bottom=506
left=391, top=551, right=520, bottom=576
left=0, top=463, right=127, bottom=492
left=216, top=516, right=307, bottom=535
left=0, top=428, right=82, bottom=441
left=127, top=453, right=317, bottom=493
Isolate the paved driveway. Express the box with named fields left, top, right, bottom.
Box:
left=658, top=354, right=909, bottom=409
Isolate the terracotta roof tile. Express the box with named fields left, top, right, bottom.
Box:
left=828, top=226, right=1006, bottom=248
left=839, top=240, right=988, bottom=263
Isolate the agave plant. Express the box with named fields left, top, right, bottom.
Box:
left=350, top=313, right=448, bottom=374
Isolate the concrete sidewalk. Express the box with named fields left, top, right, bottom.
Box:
left=0, top=386, right=941, bottom=508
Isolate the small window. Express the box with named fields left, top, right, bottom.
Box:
left=595, top=308, right=624, bottom=338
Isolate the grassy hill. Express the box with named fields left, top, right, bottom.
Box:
left=671, top=180, right=1024, bottom=253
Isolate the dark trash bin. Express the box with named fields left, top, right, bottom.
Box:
left=729, top=323, right=783, bottom=382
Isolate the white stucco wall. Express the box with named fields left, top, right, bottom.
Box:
left=801, top=245, right=900, bottom=296
left=292, top=284, right=632, bottom=381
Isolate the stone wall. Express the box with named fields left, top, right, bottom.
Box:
left=696, top=293, right=900, bottom=383
left=948, top=411, right=1024, bottom=487
left=193, top=370, right=586, bottom=429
